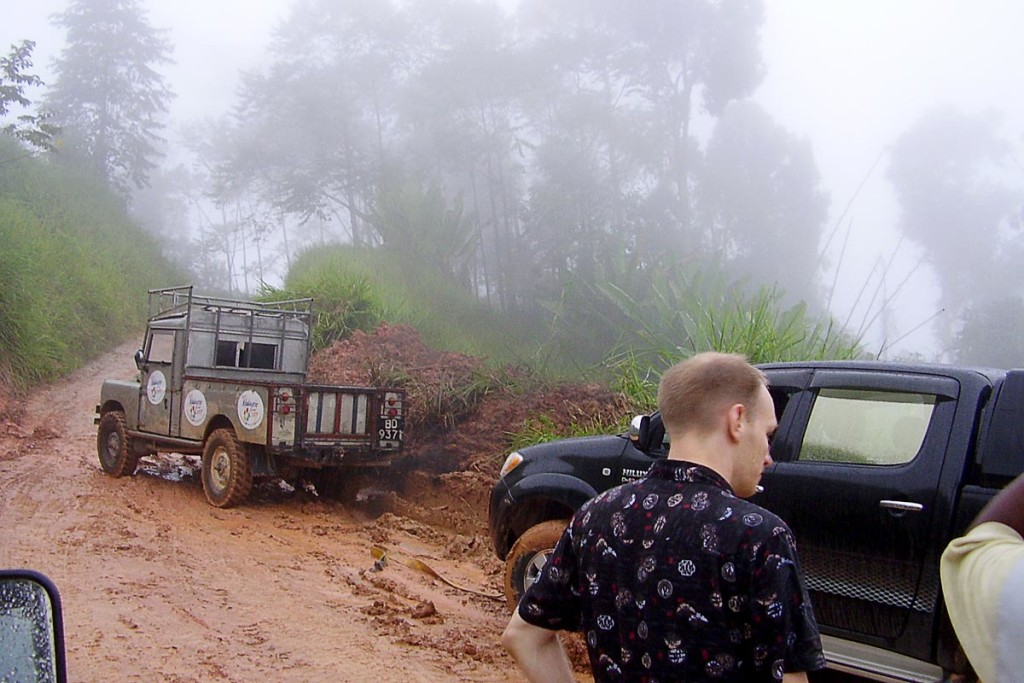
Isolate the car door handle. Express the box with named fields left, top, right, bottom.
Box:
left=879, top=500, right=924, bottom=513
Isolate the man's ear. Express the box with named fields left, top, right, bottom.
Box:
left=726, top=403, right=745, bottom=443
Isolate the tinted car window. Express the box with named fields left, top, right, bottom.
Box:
left=799, top=389, right=935, bottom=466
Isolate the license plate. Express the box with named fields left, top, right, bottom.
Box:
left=378, top=417, right=404, bottom=445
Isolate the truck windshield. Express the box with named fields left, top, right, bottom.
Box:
left=147, top=331, right=175, bottom=363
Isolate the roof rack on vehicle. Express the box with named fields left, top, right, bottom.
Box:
left=147, top=286, right=313, bottom=322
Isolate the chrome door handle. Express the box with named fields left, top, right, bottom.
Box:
left=879, top=500, right=924, bottom=513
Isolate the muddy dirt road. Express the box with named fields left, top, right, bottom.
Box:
left=0, top=344, right=530, bottom=682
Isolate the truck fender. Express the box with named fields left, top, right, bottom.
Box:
left=509, top=472, right=599, bottom=506
left=498, top=473, right=599, bottom=552
left=203, top=414, right=239, bottom=441
left=97, top=380, right=141, bottom=426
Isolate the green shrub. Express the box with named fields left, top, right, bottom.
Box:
left=508, top=411, right=630, bottom=451
left=259, top=269, right=386, bottom=351
left=596, top=269, right=864, bottom=408
left=276, top=245, right=556, bottom=368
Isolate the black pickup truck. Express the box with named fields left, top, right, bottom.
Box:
left=489, top=361, right=1024, bottom=682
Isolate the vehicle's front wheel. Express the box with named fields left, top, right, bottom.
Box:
left=502, top=519, right=569, bottom=611
left=96, top=411, right=139, bottom=477
left=201, top=429, right=252, bottom=508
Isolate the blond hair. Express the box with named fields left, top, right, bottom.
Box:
left=657, top=352, right=767, bottom=436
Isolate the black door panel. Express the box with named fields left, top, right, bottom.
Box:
left=760, top=371, right=958, bottom=651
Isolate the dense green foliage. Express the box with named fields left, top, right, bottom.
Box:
left=258, top=263, right=386, bottom=352
left=9, top=0, right=1014, bottom=376
left=269, top=245, right=566, bottom=368
left=275, top=244, right=864, bottom=378
left=0, top=138, right=179, bottom=386
left=508, top=412, right=628, bottom=453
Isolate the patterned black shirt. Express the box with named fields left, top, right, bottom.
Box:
left=518, top=459, right=825, bottom=682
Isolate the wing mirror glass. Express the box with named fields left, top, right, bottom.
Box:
left=0, top=570, right=67, bottom=683
left=133, top=349, right=144, bottom=370
left=629, top=414, right=651, bottom=449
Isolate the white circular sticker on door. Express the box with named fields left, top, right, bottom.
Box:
left=146, top=371, right=166, bottom=405
left=183, top=389, right=208, bottom=427
left=237, top=390, right=265, bottom=430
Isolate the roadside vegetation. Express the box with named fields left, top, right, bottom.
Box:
left=0, top=137, right=179, bottom=389
left=271, top=244, right=863, bottom=446
left=260, top=246, right=563, bottom=368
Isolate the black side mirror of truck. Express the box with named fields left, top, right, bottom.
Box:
left=133, top=349, right=144, bottom=370
left=629, top=414, right=652, bottom=451
left=0, top=569, right=67, bottom=683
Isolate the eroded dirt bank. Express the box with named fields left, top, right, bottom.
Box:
left=0, top=343, right=531, bottom=682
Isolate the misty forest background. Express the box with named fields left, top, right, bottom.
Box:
left=2, top=0, right=1023, bottom=404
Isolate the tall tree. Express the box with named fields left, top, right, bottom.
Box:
left=370, top=179, right=474, bottom=286
left=232, top=0, right=410, bottom=245
left=696, top=101, right=828, bottom=306
left=616, top=0, right=766, bottom=252
left=888, top=107, right=1022, bottom=353
left=45, top=0, right=173, bottom=200
left=399, top=0, right=524, bottom=310
left=955, top=297, right=1024, bottom=367
left=516, top=0, right=767, bottom=282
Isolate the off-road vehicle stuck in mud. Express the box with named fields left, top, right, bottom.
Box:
left=95, top=286, right=405, bottom=507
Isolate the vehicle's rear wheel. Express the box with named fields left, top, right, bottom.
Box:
left=201, top=428, right=252, bottom=508
left=502, top=519, right=569, bottom=611
left=96, top=411, right=139, bottom=477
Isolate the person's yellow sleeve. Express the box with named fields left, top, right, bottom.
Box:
left=941, top=521, right=1024, bottom=683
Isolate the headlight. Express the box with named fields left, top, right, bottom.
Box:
left=499, top=451, right=524, bottom=478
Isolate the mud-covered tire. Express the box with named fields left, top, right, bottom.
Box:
left=503, top=519, right=569, bottom=611
left=96, top=411, right=139, bottom=477
left=201, top=428, right=252, bottom=508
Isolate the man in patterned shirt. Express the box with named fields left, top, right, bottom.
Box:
left=502, top=352, right=825, bottom=682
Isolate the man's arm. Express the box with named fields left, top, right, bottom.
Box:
left=941, top=471, right=1024, bottom=683
left=971, top=470, right=1024, bottom=533
left=501, top=611, right=575, bottom=683
left=782, top=673, right=809, bottom=683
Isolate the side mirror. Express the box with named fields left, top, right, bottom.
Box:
left=0, top=570, right=67, bottom=683
left=133, top=349, right=144, bottom=370
left=628, top=414, right=651, bottom=450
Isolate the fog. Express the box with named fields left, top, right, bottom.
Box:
left=4, top=0, right=1023, bottom=363
left=756, top=1, right=1024, bottom=360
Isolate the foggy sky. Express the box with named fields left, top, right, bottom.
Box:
left=4, top=0, right=1023, bottom=359
left=756, top=0, right=1024, bottom=358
